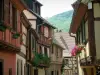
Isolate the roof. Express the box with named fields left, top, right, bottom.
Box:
left=69, top=2, right=87, bottom=33
left=36, top=0, right=43, bottom=6
left=54, top=32, right=75, bottom=57
left=53, top=38, right=65, bottom=50
left=10, top=0, right=28, bottom=11
left=21, top=12, right=39, bottom=39
left=12, top=0, right=56, bottom=29
left=21, top=12, right=31, bottom=28
left=27, top=9, right=56, bottom=29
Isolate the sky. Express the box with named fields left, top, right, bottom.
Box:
left=38, top=0, right=76, bottom=18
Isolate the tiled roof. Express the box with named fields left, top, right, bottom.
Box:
left=53, top=38, right=64, bottom=49
left=54, top=32, right=75, bottom=57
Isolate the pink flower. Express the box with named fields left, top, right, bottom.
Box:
left=71, top=46, right=78, bottom=56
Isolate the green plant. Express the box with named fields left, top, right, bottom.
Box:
left=61, top=60, right=65, bottom=74
left=42, top=54, right=50, bottom=65
left=32, top=51, right=51, bottom=67
left=12, top=32, right=20, bottom=39
left=0, top=20, right=7, bottom=32
left=32, top=51, right=41, bottom=67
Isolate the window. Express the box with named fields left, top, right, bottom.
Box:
left=9, top=68, right=12, bottom=75
left=51, top=45, right=54, bottom=54
left=26, top=64, right=31, bottom=75
left=31, top=35, right=36, bottom=51
left=12, top=5, right=17, bottom=31
left=17, top=60, right=23, bottom=75
left=56, top=47, right=58, bottom=57
left=8, top=1, right=10, bottom=23
left=24, top=64, right=26, bottom=75
left=21, top=61, right=23, bottom=75
left=82, top=20, right=86, bottom=43
left=36, top=5, right=40, bottom=15
left=65, top=59, right=69, bottom=64
left=33, top=2, right=36, bottom=12
left=57, top=71, right=59, bottom=75
left=39, top=46, right=42, bottom=54
left=17, top=60, right=19, bottom=75
left=0, top=0, right=4, bottom=20
left=44, top=47, right=47, bottom=55
left=60, top=50, right=62, bottom=58
left=76, top=19, right=87, bottom=44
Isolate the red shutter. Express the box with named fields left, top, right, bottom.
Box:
left=5, top=29, right=10, bottom=43
left=41, top=26, right=44, bottom=33
left=17, top=10, right=21, bottom=32
left=16, top=10, right=21, bottom=47
left=0, top=31, right=3, bottom=40
left=10, top=3, right=12, bottom=27
left=4, top=0, right=9, bottom=23
left=11, top=37, right=16, bottom=46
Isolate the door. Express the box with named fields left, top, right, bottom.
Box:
left=0, top=61, right=3, bottom=75
left=34, top=69, right=38, bottom=75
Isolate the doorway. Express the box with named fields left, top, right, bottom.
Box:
left=0, top=61, right=3, bottom=75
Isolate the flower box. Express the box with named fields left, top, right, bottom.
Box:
left=12, top=32, right=20, bottom=39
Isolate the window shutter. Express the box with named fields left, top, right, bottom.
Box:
left=4, top=0, right=9, bottom=23
left=41, top=26, right=44, bottom=33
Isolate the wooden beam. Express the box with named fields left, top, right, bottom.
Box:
left=83, top=68, right=87, bottom=75
left=28, top=19, right=36, bottom=20
left=94, top=17, right=100, bottom=21
left=81, top=66, right=95, bottom=68
left=88, top=5, right=96, bottom=62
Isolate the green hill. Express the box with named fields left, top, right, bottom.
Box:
left=48, top=10, right=73, bottom=32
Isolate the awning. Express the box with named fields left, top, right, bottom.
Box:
left=69, top=3, right=87, bottom=33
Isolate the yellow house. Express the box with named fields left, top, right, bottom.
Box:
left=46, top=38, right=64, bottom=75
left=70, top=0, right=100, bottom=75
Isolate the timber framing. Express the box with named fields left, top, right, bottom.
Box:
left=88, top=2, right=96, bottom=62
left=0, top=39, right=20, bottom=52
left=94, top=17, right=100, bottom=21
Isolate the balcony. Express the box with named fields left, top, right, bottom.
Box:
left=0, top=21, right=21, bottom=52
left=38, top=33, right=52, bottom=46
left=80, top=56, right=93, bottom=66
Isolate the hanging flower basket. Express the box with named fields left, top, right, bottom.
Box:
left=12, top=32, right=20, bottom=39
left=71, top=45, right=85, bottom=56
left=0, top=21, right=7, bottom=32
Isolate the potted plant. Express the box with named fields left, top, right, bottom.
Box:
left=12, top=32, right=20, bottom=39
left=42, top=54, right=50, bottom=66
left=0, top=20, right=7, bottom=32
left=32, top=51, right=41, bottom=67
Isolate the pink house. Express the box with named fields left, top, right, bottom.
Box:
left=0, top=0, right=26, bottom=75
